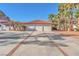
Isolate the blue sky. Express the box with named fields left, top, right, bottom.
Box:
left=0, top=3, right=58, bottom=22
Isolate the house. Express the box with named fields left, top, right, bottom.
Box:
left=0, top=20, right=26, bottom=31
left=0, top=16, right=10, bottom=31
left=0, top=10, right=51, bottom=31
left=20, top=20, right=51, bottom=31
left=0, top=10, right=26, bottom=31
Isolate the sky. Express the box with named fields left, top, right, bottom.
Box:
left=0, top=3, right=58, bottom=22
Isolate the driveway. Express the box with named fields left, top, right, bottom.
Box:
left=0, top=31, right=79, bottom=56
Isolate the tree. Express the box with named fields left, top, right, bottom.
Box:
left=64, top=4, right=79, bottom=31
left=48, top=14, right=55, bottom=22
left=74, top=9, right=79, bottom=30
left=58, top=3, right=77, bottom=31
left=48, top=14, right=58, bottom=30
left=58, top=4, right=67, bottom=31
left=48, top=3, right=79, bottom=31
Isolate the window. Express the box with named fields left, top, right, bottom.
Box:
left=0, top=25, right=1, bottom=27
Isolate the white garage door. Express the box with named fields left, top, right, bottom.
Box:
left=27, top=26, right=35, bottom=31
left=36, top=26, right=43, bottom=31
left=44, top=26, right=51, bottom=31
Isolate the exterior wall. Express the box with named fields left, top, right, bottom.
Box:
left=10, top=26, right=14, bottom=30
left=0, top=24, right=7, bottom=31
left=29, top=26, right=35, bottom=29
left=44, top=25, right=51, bottom=31
left=26, top=24, right=36, bottom=31
left=0, top=23, right=51, bottom=31
left=0, top=24, right=13, bottom=31
left=26, top=24, right=51, bottom=31
left=0, top=25, right=3, bottom=31
left=36, top=25, right=43, bottom=31
left=5, top=26, right=10, bottom=31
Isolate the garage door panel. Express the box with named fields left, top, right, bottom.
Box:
left=27, top=26, right=35, bottom=31
left=44, top=26, right=51, bottom=31
left=36, top=26, right=42, bottom=31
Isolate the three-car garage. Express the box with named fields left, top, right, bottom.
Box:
left=23, top=20, right=51, bottom=31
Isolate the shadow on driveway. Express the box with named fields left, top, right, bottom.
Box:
left=0, top=32, right=68, bottom=47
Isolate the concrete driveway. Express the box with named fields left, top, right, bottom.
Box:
left=0, top=31, right=79, bottom=56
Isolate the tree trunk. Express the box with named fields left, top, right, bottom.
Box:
left=64, top=19, right=67, bottom=31
left=57, top=19, right=60, bottom=30
left=78, top=17, right=79, bottom=31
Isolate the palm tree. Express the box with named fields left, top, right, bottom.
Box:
left=63, top=3, right=76, bottom=31
left=48, top=14, right=55, bottom=22
left=58, top=3, right=78, bottom=31
left=58, top=4, right=66, bottom=31
left=49, top=3, right=79, bottom=31
left=48, top=14, right=58, bottom=30
left=55, top=14, right=60, bottom=30
left=74, top=9, right=79, bottom=31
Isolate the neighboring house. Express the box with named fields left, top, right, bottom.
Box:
left=0, top=10, right=26, bottom=31
left=0, top=16, right=10, bottom=31
left=0, top=10, right=11, bottom=31
left=21, top=20, right=51, bottom=31
left=0, top=23, right=6, bottom=31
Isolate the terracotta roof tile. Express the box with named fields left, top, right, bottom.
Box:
left=19, top=20, right=50, bottom=24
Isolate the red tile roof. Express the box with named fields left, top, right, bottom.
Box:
left=19, top=20, right=50, bottom=24
left=0, top=19, right=9, bottom=23
left=0, top=20, right=50, bottom=26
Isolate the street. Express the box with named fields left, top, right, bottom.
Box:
left=0, top=31, right=79, bottom=56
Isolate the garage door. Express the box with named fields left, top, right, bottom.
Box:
left=27, top=26, right=35, bottom=31
left=44, top=26, right=51, bottom=31
left=36, top=26, right=43, bottom=31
